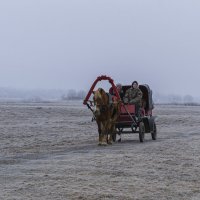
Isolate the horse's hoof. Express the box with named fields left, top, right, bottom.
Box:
left=101, top=142, right=107, bottom=146
left=107, top=141, right=112, bottom=145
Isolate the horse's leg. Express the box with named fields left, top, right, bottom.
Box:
left=104, top=119, right=114, bottom=145
left=101, top=123, right=108, bottom=146
left=108, top=122, right=117, bottom=144
left=97, top=122, right=103, bottom=145
left=101, top=134, right=108, bottom=146
left=107, top=123, right=113, bottom=145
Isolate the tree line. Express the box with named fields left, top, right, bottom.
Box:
left=61, top=89, right=87, bottom=100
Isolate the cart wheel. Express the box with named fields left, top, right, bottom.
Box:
left=139, top=122, right=145, bottom=142
left=151, top=122, right=157, bottom=140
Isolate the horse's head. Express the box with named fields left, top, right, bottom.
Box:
left=93, top=88, right=109, bottom=116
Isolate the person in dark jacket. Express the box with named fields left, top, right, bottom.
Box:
left=123, top=81, right=143, bottom=116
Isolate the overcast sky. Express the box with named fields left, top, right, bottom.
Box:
left=0, top=0, right=200, bottom=96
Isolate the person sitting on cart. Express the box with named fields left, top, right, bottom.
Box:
left=111, top=83, right=124, bottom=99
left=116, top=83, right=124, bottom=99
left=123, top=81, right=143, bottom=116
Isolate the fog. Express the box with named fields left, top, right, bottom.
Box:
left=0, top=0, right=200, bottom=97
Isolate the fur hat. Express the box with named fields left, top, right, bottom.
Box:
left=116, top=83, right=122, bottom=87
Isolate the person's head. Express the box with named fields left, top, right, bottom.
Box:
left=132, top=81, right=138, bottom=89
left=116, top=83, right=122, bottom=92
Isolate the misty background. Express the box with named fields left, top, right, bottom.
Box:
left=0, top=1, right=200, bottom=103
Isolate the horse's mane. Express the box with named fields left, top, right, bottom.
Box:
left=94, top=88, right=109, bottom=105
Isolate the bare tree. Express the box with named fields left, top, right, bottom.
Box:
left=77, top=90, right=86, bottom=99
left=61, top=89, right=86, bottom=100
left=183, top=95, right=194, bottom=104
left=67, top=89, right=77, bottom=100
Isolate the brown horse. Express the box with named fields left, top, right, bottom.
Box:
left=93, top=88, right=120, bottom=145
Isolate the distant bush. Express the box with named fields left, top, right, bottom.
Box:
left=61, top=90, right=86, bottom=100
left=183, top=102, right=200, bottom=106
left=155, top=102, right=200, bottom=106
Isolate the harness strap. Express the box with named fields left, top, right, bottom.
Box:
left=106, top=93, right=113, bottom=105
left=86, top=103, right=96, bottom=121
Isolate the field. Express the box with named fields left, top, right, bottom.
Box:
left=0, top=101, right=200, bottom=200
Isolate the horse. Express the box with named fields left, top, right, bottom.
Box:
left=93, top=88, right=120, bottom=145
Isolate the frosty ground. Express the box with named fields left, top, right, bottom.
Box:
left=0, top=101, right=200, bottom=200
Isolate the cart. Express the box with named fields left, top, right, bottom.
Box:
left=83, top=75, right=157, bottom=143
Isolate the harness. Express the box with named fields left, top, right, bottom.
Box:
left=94, top=103, right=109, bottom=113
left=107, top=93, right=113, bottom=105
left=92, top=91, right=120, bottom=123
left=98, top=93, right=115, bottom=113
left=94, top=93, right=120, bottom=118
